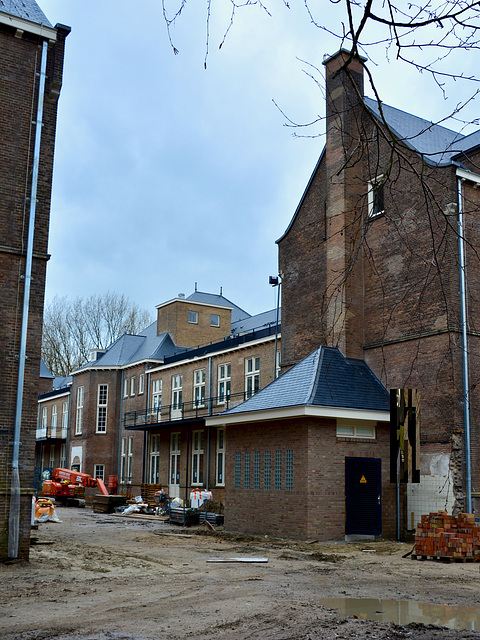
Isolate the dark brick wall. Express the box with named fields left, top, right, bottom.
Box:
left=224, top=417, right=394, bottom=541
left=0, top=23, right=68, bottom=560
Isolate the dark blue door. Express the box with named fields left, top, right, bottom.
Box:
left=345, top=457, right=382, bottom=536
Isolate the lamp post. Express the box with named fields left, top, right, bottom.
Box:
left=269, top=275, right=282, bottom=380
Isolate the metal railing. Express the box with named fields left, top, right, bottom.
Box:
left=35, top=425, right=68, bottom=440
left=124, top=391, right=252, bottom=428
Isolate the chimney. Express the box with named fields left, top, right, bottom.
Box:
left=322, top=50, right=366, bottom=359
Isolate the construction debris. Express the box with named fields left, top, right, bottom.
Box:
left=414, top=511, right=480, bottom=561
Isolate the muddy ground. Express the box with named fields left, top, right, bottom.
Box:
left=1, top=507, right=480, bottom=640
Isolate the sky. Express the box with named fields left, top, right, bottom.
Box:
left=38, top=1, right=480, bottom=320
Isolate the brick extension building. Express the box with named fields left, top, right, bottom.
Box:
left=0, top=0, right=68, bottom=560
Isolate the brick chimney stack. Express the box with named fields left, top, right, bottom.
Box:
left=322, top=50, right=366, bottom=358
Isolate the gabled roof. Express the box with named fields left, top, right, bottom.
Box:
left=187, top=290, right=250, bottom=323
left=75, top=324, right=176, bottom=371
left=40, top=358, right=54, bottom=379
left=220, top=346, right=389, bottom=417
left=364, top=97, right=477, bottom=167
left=0, top=0, right=52, bottom=26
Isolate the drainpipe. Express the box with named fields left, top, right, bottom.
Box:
left=8, top=40, right=49, bottom=559
left=456, top=176, right=472, bottom=513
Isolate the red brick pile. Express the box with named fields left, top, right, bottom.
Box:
left=414, top=511, right=480, bottom=560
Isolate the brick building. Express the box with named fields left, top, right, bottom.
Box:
left=273, top=49, right=480, bottom=534
left=66, top=289, right=281, bottom=505
left=0, top=0, right=68, bottom=560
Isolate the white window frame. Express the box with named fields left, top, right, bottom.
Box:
left=152, top=379, right=162, bottom=418
left=245, top=356, right=260, bottom=399
left=96, top=384, right=108, bottom=434
left=60, top=443, right=66, bottom=468
left=94, top=464, right=105, bottom=481
left=62, top=401, right=68, bottom=431
left=188, top=310, right=198, bottom=324
left=194, top=369, right=206, bottom=408
left=139, top=374, right=145, bottom=395
left=216, top=428, right=225, bottom=486
left=41, top=406, right=48, bottom=429
left=123, top=378, right=129, bottom=398
left=171, top=375, right=183, bottom=418
left=149, top=434, right=161, bottom=484
left=210, top=314, right=220, bottom=327
left=120, top=437, right=127, bottom=483
left=127, top=435, right=133, bottom=483
left=51, top=404, right=57, bottom=433
left=49, top=444, right=55, bottom=468
left=368, top=174, right=385, bottom=218
left=336, top=419, right=376, bottom=439
left=191, top=430, right=204, bottom=486
left=75, top=386, right=84, bottom=435
left=217, top=363, right=231, bottom=404
left=130, top=376, right=136, bottom=397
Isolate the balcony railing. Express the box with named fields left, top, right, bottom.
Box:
left=35, top=425, right=68, bottom=440
left=124, top=391, right=251, bottom=428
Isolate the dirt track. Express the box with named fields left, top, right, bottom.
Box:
left=1, top=507, right=480, bottom=640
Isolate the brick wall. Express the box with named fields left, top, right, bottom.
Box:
left=0, top=22, right=68, bottom=560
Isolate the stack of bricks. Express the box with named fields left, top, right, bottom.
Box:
left=414, top=511, right=480, bottom=560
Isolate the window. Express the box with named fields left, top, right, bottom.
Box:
left=274, top=450, right=282, bottom=490
left=152, top=379, right=162, bottom=416
left=244, top=452, right=251, bottom=489
left=368, top=175, right=385, bottom=218
left=234, top=452, right=241, bottom=489
left=192, top=430, right=204, bottom=485
left=127, top=436, right=133, bottom=483
left=60, top=444, right=66, bottom=468
left=75, top=386, right=84, bottom=435
left=62, top=401, right=68, bottom=432
left=94, top=464, right=105, bottom=481
left=51, top=404, right=57, bottom=433
left=264, top=451, right=271, bottom=490
left=286, top=450, right=293, bottom=491
left=217, top=363, right=231, bottom=404
left=49, top=445, right=55, bottom=468
left=194, top=369, right=206, bottom=407
left=336, top=419, right=376, bottom=439
left=210, top=314, right=220, bottom=327
left=120, top=438, right=127, bottom=483
left=150, top=434, right=160, bottom=484
left=245, top=356, right=260, bottom=398
left=139, top=374, right=145, bottom=395
left=216, top=428, right=225, bottom=486
left=170, top=433, right=181, bottom=488
left=41, top=406, right=48, bottom=429
left=171, top=375, right=183, bottom=418
left=188, top=310, right=198, bottom=324
left=123, top=379, right=129, bottom=398
left=254, top=451, right=261, bottom=490
left=96, top=384, right=108, bottom=433
left=130, top=376, right=136, bottom=396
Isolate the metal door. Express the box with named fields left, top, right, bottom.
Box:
left=345, top=457, right=382, bottom=536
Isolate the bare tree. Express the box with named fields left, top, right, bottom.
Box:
left=42, top=292, right=153, bottom=377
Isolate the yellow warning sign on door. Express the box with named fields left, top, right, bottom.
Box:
left=360, top=475, right=367, bottom=483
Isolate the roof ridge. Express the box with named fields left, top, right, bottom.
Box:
left=306, top=346, right=324, bottom=405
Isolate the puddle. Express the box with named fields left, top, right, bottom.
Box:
left=320, top=597, right=480, bottom=631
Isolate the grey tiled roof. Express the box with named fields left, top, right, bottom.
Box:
left=187, top=291, right=250, bottom=323
left=52, top=375, right=72, bottom=390
left=0, top=0, right=52, bottom=26
left=231, top=308, right=280, bottom=335
left=80, top=324, right=176, bottom=369
left=365, top=97, right=479, bottom=167
left=225, top=346, right=390, bottom=415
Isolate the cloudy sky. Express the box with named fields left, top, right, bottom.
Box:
left=39, top=1, right=480, bottom=319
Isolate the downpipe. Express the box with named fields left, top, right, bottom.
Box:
left=457, top=177, right=472, bottom=514
left=8, top=40, right=48, bottom=559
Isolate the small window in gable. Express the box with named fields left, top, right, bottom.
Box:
left=210, top=314, right=220, bottom=327
left=368, top=175, right=385, bottom=218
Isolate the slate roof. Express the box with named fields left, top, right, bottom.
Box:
left=364, top=97, right=480, bottom=167
left=186, top=291, right=250, bottom=323
left=77, top=324, right=176, bottom=370
left=224, top=346, right=390, bottom=415
left=231, top=308, right=280, bottom=335
left=0, top=0, right=52, bottom=26
left=40, top=358, right=54, bottom=379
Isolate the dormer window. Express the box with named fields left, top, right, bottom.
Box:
left=188, top=310, right=198, bottom=324
left=368, top=175, right=385, bottom=218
